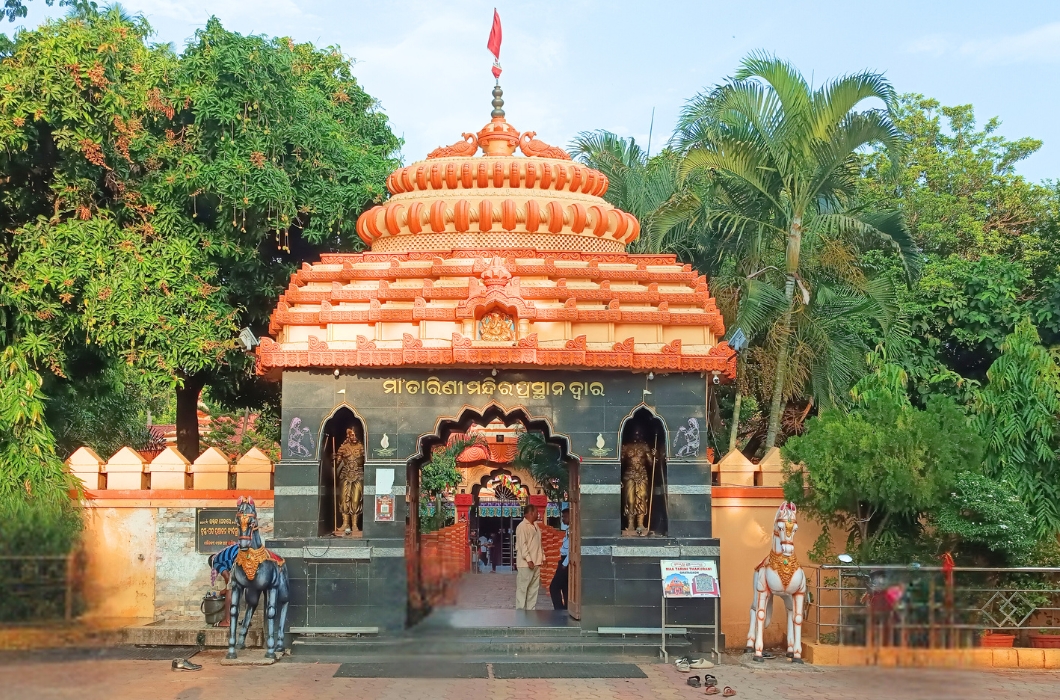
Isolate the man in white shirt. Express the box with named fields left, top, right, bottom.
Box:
left=549, top=504, right=571, bottom=610
left=514, top=504, right=545, bottom=609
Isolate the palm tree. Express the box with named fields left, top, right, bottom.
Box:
left=677, top=53, right=920, bottom=449
left=569, top=131, right=709, bottom=259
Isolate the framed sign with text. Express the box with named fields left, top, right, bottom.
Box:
left=196, top=508, right=239, bottom=554
left=661, top=559, right=720, bottom=598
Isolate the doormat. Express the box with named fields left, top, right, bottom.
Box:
left=491, top=662, right=647, bottom=678
left=334, top=662, right=488, bottom=678
left=0, top=645, right=199, bottom=665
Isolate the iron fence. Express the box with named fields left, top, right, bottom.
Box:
left=0, top=555, right=74, bottom=622
left=806, top=564, right=1060, bottom=649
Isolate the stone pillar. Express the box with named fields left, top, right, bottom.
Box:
left=454, top=492, right=473, bottom=523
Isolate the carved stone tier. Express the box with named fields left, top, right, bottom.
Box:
left=262, top=112, right=736, bottom=377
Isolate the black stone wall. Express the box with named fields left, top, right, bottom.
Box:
left=270, top=368, right=720, bottom=634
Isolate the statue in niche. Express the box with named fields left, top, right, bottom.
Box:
left=336, top=428, right=365, bottom=534
left=479, top=311, right=515, bottom=341
left=621, top=426, right=656, bottom=536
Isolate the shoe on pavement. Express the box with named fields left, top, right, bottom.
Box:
left=690, top=658, right=715, bottom=669
left=172, top=658, right=202, bottom=671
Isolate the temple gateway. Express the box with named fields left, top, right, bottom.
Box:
left=257, top=87, right=735, bottom=644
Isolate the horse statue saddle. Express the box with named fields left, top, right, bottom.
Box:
left=234, top=546, right=286, bottom=579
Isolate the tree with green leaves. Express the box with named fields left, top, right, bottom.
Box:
left=933, top=471, right=1037, bottom=566
left=515, top=431, right=568, bottom=503
left=0, top=345, right=81, bottom=555
left=0, top=8, right=399, bottom=469
left=783, top=363, right=983, bottom=559
left=973, top=319, right=1060, bottom=539
left=419, top=436, right=481, bottom=533
left=677, top=53, right=921, bottom=450
left=859, top=95, right=1048, bottom=261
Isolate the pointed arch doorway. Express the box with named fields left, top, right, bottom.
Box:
left=405, top=403, right=581, bottom=626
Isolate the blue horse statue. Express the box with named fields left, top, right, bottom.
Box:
left=227, top=496, right=290, bottom=660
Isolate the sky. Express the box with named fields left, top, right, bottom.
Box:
left=23, top=0, right=1060, bottom=181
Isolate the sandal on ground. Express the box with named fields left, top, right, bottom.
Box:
left=171, top=658, right=202, bottom=671
left=704, top=687, right=719, bottom=695
left=690, top=658, right=715, bottom=669
left=703, top=674, right=717, bottom=687
left=686, top=675, right=701, bottom=688
left=675, top=658, right=691, bottom=672
left=723, top=687, right=736, bottom=697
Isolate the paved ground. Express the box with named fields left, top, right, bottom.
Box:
left=2, top=651, right=1060, bottom=700
left=456, top=570, right=554, bottom=610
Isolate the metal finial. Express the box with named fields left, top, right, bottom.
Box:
left=491, top=84, right=504, bottom=118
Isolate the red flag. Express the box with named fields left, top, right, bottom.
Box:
left=487, top=9, right=502, bottom=78
left=487, top=9, right=502, bottom=59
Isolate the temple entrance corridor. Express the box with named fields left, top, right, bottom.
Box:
left=405, top=404, right=577, bottom=629
left=451, top=569, right=554, bottom=610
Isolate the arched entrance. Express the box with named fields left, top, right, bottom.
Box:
left=405, top=404, right=580, bottom=626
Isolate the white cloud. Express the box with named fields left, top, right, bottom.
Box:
left=909, top=22, right=1060, bottom=65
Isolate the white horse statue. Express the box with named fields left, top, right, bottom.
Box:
left=746, top=501, right=807, bottom=663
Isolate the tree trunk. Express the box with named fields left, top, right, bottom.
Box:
left=728, top=353, right=745, bottom=452
left=764, top=276, right=796, bottom=449
left=176, top=374, right=207, bottom=460
left=765, top=217, right=803, bottom=450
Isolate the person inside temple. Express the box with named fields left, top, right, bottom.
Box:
left=550, top=503, right=571, bottom=610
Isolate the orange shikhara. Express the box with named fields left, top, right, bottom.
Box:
left=258, top=108, right=736, bottom=377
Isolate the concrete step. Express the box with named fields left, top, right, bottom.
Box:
left=281, top=652, right=664, bottom=665
left=122, top=620, right=264, bottom=648
left=409, top=625, right=584, bottom=638
left=291, top=634, right=690, bottom=658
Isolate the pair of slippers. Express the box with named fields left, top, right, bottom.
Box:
left=675, top=656, right=715, bottom=672
left=685, top=675, right=735, bottom=695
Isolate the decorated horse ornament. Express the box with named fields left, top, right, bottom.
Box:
left=745, top=501, right=808, bottom=663
left=227, top=496, right=291, bottom=660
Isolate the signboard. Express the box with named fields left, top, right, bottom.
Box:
left=661, top=560, right=720, bottom=598
left=196, top=508, right=239, bottom=554
left=374, top=495, right=395, bottom=522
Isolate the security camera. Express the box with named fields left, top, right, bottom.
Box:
left=237, top=327, right=259, bottom=352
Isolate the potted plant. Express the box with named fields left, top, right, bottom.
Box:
left=1029, top=629, right=1060, bottom=649
left=979, top=630, right=1016, bottom=647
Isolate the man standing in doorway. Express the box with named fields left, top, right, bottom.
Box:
left=550, top=504, right=570, bottom=610
left=515, top=504, right=544, bottom=609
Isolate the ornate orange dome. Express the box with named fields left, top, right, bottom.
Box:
left=355, top=90, right=638, bottom=254
left=258, top=89, right=735, bottom=379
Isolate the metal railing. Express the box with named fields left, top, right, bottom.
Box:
left=0, top=555, right=75, bottom=622
left=807, top=564, right=1060, bottom=648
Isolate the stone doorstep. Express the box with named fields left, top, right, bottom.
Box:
left=803, top=642, right=1060, bottom=669
left=122, top=619, right=264, bottom=648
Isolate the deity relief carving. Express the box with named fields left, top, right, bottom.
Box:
left=479, top=311, right=516, bottom=341
left=287, top=417, right=313, bottom=458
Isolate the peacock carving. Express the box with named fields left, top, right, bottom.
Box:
left=428, top=133, right=479, bottom=159
left=518, top=131, right=571, bottom=160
